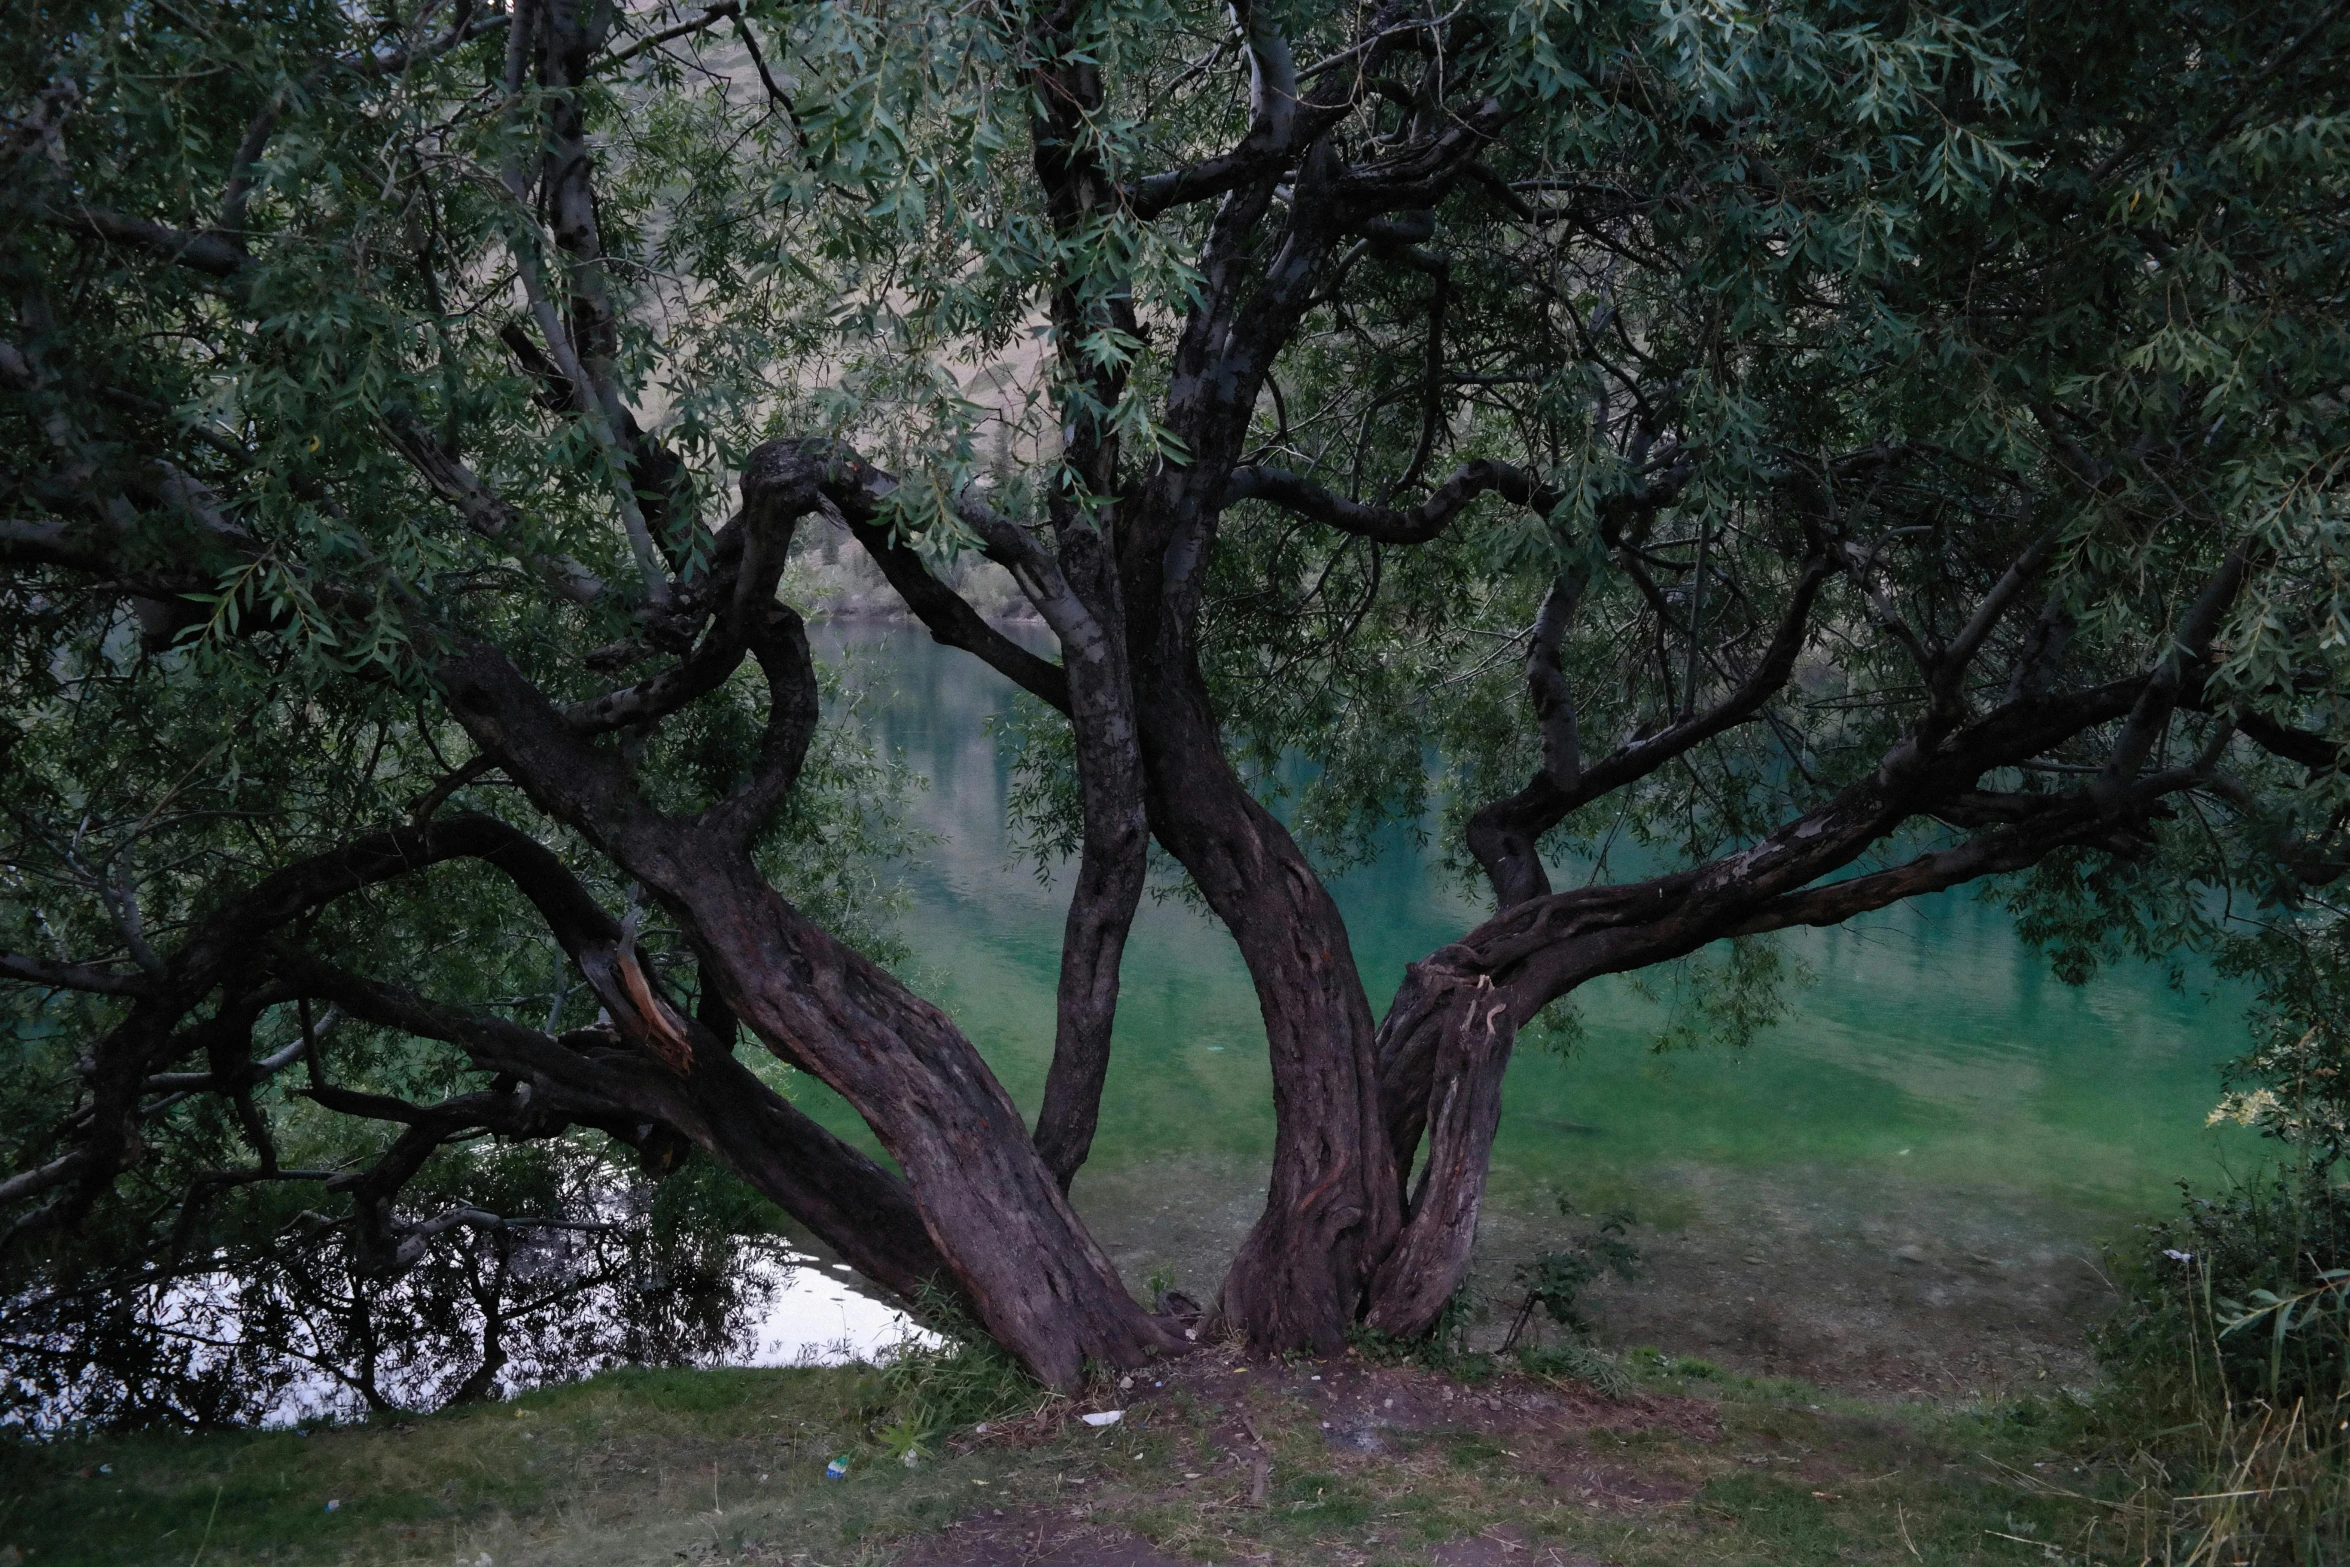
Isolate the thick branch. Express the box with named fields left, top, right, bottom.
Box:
left=700, top=600, right=820, bottom=848
left=1468, top=554, right=1835, bottom=907
left=1221, top=458, right=1557, bottom=544
left=1730, top=804, right=2138, bottom=937
left=0, top=954, right=149, bottom=995
left=812, top=441, right=1072, bottom=710
left=841, top=516, right=1072, bottom=712
left=2098, top=549, right=2251, bottom=799
left=285, top=958, right=956, bottom=1302
left=598, top=1, right=741, bottom=69
left=1125, top=8, right=1302, bottom=219
left=2233, top=711, right=2347, bottom=775
left=62, top=208, right=251, bottom=278
left=0, top=810, right=654, bottom=1251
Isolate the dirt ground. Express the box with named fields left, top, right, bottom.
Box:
left=1549, top=1161, right=2122, bottom=1398
left=13, top=1338, right=2126, bottom=1567
left=892, top=1513, right=1609, bottom=1567
left=886, top=1356, right=1729, bottom=1567
left=1575, top=1215, right=2108, bottom=1396
left=860, top=1343, right=2076, bottom=1567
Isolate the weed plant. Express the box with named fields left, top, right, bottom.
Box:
left=1350, top=1197, right=1641, bottom=1399
left=2088, top=1170, right=2350, bottom=1564
left=871, top=1289, right=1048, bottom=1460
left=1502, top=1197, right=1640, bottom=1347
left=1503, top=1196, right=1640, bottom=1399
left=1345, top=1291, right=1498, bottom=1383
left=2096, top=1173, right=2350, bottom=1411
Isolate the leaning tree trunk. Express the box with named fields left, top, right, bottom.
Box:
left=1134, top=654, right=1403, bottom=1354
left=1359, top=739, right=2051, bottom=1333
left=439, top=640, right=1183, bottom=1391
left=670, top=859, right=1185, bottom=1389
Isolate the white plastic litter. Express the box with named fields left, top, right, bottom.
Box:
left=1080, top=1410, right=1124, bottom=1427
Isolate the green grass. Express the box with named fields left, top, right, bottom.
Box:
left=0, top=1356, right=2195, bottom=1566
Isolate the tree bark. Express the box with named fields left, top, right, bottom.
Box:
left=671, top=856, right=1182, bottom=1387
left=437, top=607, right=1180, bottom=1386
left=1135, top=652, right=1401, bottom=1354
left=1365, top=967, right=1515, bottom=1337
left=1014, top=21, right=1154, bottom=1194
left=1027, top=519, right=1149, bottom=1192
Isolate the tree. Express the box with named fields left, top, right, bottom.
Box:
left=2, top=0, right=2345, bottom=1395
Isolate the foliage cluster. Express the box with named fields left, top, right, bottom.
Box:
left=2096, top=1175, right=2350, bottom=1415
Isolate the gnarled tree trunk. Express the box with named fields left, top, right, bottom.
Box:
left=1134, top=652, right=1402, bottom=1353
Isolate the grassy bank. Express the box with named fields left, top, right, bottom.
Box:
left=3, top=1348, right=2172, bottom=1567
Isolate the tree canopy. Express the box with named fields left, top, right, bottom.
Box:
left=3, top=0, right=2347, bottom=1406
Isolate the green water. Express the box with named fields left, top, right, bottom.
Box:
left=797, top=624, right=2258, bottom=1272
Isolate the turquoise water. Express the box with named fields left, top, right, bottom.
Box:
left=796, top=623, right=2258, bottom=1261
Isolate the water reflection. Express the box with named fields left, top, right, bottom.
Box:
left=739, top=1254, right=936, bottom=1369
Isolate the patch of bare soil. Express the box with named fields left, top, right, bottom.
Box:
left=891, top=1507, right=1189, bottom=1567
left=891, top=1357, right=1719, bottom=1565
left=1146, top=1357, right=1720, bottom=1448
left=1536, top=1460, right=1698, bottom=1512
left=1428, top=1525, right=1604, bottom=1565
left=889, top=1511, right=1610, bottom=1567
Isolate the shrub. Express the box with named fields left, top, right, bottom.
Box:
left=2089, top=1172, right=2350, bottom=1566
left=2093, top=1173, right=2350, bottom=1415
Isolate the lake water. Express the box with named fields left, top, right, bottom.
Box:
left=780, top=622, right=2260, bottom=1362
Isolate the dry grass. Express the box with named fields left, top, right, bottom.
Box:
left=2080, top=1399, right=2350, bottom=1566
